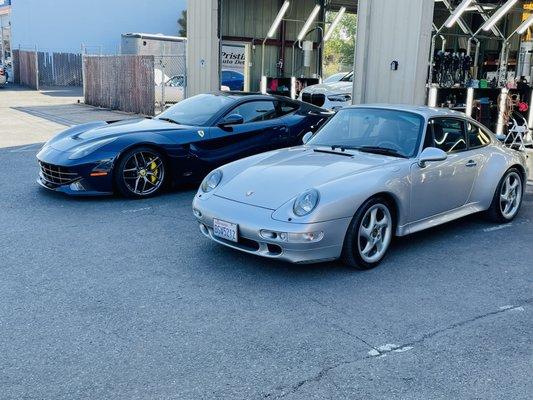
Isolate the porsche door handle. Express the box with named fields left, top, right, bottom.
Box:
left=465, top=160, right=477, bottom=167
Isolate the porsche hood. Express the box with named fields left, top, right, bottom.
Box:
left=215, top=147, right=401, bottom=210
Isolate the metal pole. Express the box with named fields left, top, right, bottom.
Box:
left=34, top=45, right=39, bottom=91
left=428, top=35, right=437, bottom=86
left=0, top=16, right=5, bottom=66
left=291, top=41, right=297, bottom=77
left=261, top=39, right=267, bottom=79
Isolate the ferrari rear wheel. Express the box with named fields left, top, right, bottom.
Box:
left=342, top=197, right=393, bottom=270
left=115, top=147, right=166, bottom=198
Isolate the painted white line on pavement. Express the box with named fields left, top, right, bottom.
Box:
left=483, top=224, right=514, bottom=232
left=121, top=207, right=152, bottom=214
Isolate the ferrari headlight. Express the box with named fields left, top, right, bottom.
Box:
left=293, top=189, right=320, bottom=216
left=328, top=94, right=351, bottom=102
left=68, top=137, right=117, bottom=160
left=201, top=170, right=223, bottom=193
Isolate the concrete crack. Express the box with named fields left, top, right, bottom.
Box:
left=260, top=300, right=530, bottom=399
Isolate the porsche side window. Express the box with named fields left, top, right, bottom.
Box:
left=423, top=123, right=434, bottom=149
left=431, top=118, right=467, bottom=153
left=231, top=101, right=277, bottom=123
left=467, top=122, right=491, bottom=149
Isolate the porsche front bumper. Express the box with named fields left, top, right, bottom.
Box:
left=192, top=194, right=351, bottom=264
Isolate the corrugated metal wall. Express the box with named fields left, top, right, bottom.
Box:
left=187, top=0, right=220, bottom=96
left=353, top=0, right=434, bottom=105
left=221, top=0, right=323, bottom=90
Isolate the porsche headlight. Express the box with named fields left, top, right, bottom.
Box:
left=201, top=170, right=223, bottom=193
left=293, top=189, right=320, bottom=216
left=68, top=137, right=117, bottom=160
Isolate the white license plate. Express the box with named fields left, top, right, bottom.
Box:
left=213, top=219, right=238, bottom=242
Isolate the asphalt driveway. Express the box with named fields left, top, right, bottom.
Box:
left=0, top=142, right=531, bottom=400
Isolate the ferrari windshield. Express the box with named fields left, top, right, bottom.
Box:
left=156, top=94, right=234, bottom=126
left=308, top=108, right=424, bottom=158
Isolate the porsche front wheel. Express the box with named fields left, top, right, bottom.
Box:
left=115, top=147, right=166, bottom=198
left=342, top=198, right=393, bottom=270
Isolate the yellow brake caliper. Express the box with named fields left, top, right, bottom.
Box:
left=149, top=161, right=158, bottom=183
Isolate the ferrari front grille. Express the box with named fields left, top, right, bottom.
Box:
left=39, top=162, right=79, bottom=185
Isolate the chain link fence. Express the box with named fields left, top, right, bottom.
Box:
left=154, top=54, right=187, bottom=112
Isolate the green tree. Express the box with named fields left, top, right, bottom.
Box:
left=323, top=11, right=357, bottom=77
left=177, top=9, right=187, bottom=37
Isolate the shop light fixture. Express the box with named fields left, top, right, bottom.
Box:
left=476, top=4, right=501, bottom=36
left=465, top=87, right=474, bottom=117
left=267, top=1, right=291, bottom=38
left=481, top=0, right=518, bottom=32
left=428, top=86, right=438, bottom=108
left=516, top=14, right=533, bottom=35
left=323, top=6, right=346, bottom=42
left=444, top=0, right=473, bottom=29
left=297, top=5, right=321, bottom=42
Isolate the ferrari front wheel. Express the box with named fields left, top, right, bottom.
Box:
left=115, top=147, right=166, bottom=198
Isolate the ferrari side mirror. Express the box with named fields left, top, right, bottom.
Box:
left=218, top=114, right=244, bottom=127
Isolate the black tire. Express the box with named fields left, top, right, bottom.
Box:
left=341, top=197, right=394, bottom=270
left=114, top=147, right=167, bottom=198
left=485, top=168, right=524, bottom=223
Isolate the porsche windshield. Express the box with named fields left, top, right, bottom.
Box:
left=308, top=108, right=424, bottom=158
left=156, top=94, right=234, bottom=126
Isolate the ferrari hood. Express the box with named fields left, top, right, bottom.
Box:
left=47, top=118, right=194, bottom=152
left=301, top=81, right=352, bottom=95
left=216, top=147, right=400, bottom=210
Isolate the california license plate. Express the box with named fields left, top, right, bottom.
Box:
left=213, top=219, right=238, bottom=242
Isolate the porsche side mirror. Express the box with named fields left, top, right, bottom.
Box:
left=218, top=114, right=244, bottom=127
left=418, top=147, right=447, bottom=168
left=302, top=131, right=313, bottom=144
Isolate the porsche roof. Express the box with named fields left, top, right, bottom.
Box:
left=346, top=104, right=467, bottom=119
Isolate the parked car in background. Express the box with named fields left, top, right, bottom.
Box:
left=37, top=92, right=331, bottom=198
left=155, top=70, right=185, bottom=104
left=193, top=105, right=527, bottom=269
left=323, top=71, right=350, bottom=84
left=299, top=71, right=353, bottom=110
left=221, top=70, right=245, bottom=91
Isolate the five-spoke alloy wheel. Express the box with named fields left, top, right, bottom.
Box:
left=487, top=168, right=524, bottom=223
left=115, top=147, right=166, bottom=198
left=342, top=197, right=394, bottom=270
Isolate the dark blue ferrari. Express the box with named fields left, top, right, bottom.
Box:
left=37, top=92, right=330, bottom=197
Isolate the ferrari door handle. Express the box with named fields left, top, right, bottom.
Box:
left=465, top=160, right=477, bottom=167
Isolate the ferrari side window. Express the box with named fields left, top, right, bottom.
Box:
left=431, top=118, right=467, bottom=153
left=231, top=101, right=277, bottom=123
left=277, top=101, right=299, bottom=117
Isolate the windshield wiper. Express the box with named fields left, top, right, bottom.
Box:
left=157, top=117, right=180, bottom=124
left=355, top=146, right=408, bottom=158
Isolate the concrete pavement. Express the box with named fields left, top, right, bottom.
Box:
left=0, top=85, right=136, bottom=148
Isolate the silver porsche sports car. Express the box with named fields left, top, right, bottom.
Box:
left=192, top=105, right=528, bottom=269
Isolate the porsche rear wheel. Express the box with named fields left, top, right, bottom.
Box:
left=486, top=168, right=523, bottom=223
left=115, top=147, right=166, bottom=198
left=342, top=198, right=393, bottom=270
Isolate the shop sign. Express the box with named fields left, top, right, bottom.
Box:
left=221, top=44, right=245, bottom=74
